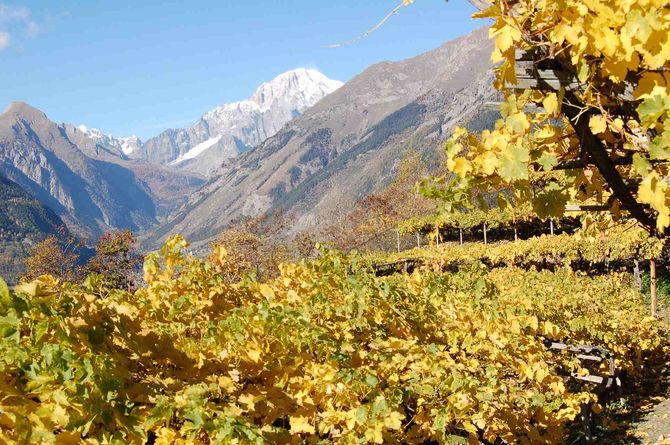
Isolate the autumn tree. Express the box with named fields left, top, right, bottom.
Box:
left=22, top=229, right=80, bottom=282
left=293, top=231, right=318, bottom=258
left=209, top=213, right=292, bottom=282
left=423, top=0, right=670, bottom=237
left=325, top=150, right=438, bottom=251
left=84, top=230, right=143, bottom=291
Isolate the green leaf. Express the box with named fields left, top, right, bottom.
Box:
left=577, top=59, right=590, bottom=83
left=536, top=153, right=558, bottom=171
left=649, top=129, right=670, bottom=160
left=505, top=112, right=530, bottom=135
left=633, top=153, right=651, bottom=174
left=638, top=86, right=670, bottom=127
left=355, top=406, right=368, bottom=425
left=499, top=145, right=529, bottom=181
left=533, top=182, right=569, bottom=219
left=0, top=276, right=10, bottom=308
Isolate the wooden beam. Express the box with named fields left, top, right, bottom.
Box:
left=572, top=374, right=605, bottom=385
left=553, top=157, right=666, bottom=171
left=511, top=49, right=657, bottom=233
left=516, top=69, right=582, bottom=91
left=513, top=50, right=584, bottom=91
left=553, top=157, right=634, bottom=170
left=564, top=204, right=610, bottom=212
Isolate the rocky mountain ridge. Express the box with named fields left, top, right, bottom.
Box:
left=0, top=102, right=204, bottom=238
left=1, top=28, right=496, bottom=250
left=130, top=68, right=343, bottom=176
left=146, top=27, right=497, bottom=247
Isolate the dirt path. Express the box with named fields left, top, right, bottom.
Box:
left=631, top=397, right=670, bottom=444
left=629, top=308, right=670, bottom=445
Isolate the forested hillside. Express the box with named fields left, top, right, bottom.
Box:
left=0, top=173, right=65, bottom=282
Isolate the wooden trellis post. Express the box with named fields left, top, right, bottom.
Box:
left=483, top=222, right=488, bottom=245
left=514, top=226, right=518, bottom=242
left=417, top=232, right=421, bottom=248
left=550, top=220, right=554, bottom=236
left=651, top=258, right=657, bottom=317
left=396, top=230, right=400, bottom=253
left=459, top=228, right=463, bottom=245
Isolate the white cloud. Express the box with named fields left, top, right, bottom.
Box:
left=0, top=30, right=9, bottom=49
left=0, top=3, right=40, bottom=51
left=0, top=4, right=30, bottom=23
left=26, top=20, right=39, bottom=37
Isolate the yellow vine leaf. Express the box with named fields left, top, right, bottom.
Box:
left=542, top=93, right=560, bottom=116
left=289, top=416, right=315, bottom=435
left=637, top=172, right=670, bottom=230
left=588, top=115, right=607, bottom=134
left=258, top=284, right=275, bottom=299
left=384, top=411, right=404, bottom=430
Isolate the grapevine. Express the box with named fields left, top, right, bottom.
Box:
left=0, top=235, right=666, bottom=444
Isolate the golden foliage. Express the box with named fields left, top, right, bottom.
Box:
left=424, top=0, right=670, bottom=234
left=0, top=235, right=667, bottom=444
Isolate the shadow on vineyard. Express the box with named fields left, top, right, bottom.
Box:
left=642, top=268, right=670, bottom=311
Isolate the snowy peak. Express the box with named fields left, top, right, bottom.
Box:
left=204, top=68, right=342, bottom=119
left=145, top=68, right=343, bottom=175
left=76, top=124, right=104, bottom=139
left=250, top=68, right=344, bottom=113
left=74, top=125, right=142, bottom=156
left=117, top=135, right=142, bottom=156
left=169, top=135, right=223, bottom=166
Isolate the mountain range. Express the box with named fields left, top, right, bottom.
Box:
left=126, top=68, right=343, bottom=177
left=145, top=26, right=496, bottom=247
left=0, top=27, right=496, bottom=254
left=0, top=102, right=205, bottom=238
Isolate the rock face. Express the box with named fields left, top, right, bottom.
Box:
left=0, top=102, right=204, bottom=238
left=134, top=69, right=343, bottom=176
left=64, top=124, right=144, bottom=158
left=147, top=27, right=498, bottom=247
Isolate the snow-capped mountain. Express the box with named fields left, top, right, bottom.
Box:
left=0, top=102, right=204, bottom=238
left=68, top=124, right=143, bottom=157
left=135, top=68, right=343, bottom=176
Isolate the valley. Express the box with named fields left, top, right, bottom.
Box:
left=1, top=27, right=496, bottom=263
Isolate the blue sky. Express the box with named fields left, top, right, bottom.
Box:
left=0, top=1, right=483, bottom=139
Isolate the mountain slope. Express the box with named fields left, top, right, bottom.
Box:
left=135, top=69, right=343, bottom=176
left=0, top=172, right=66, bottom=282
left=0, top=172, right=64, bottom=241
left=148, top=27, right=497, bottom=247
left=0, top=102, right=204, bottom=238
